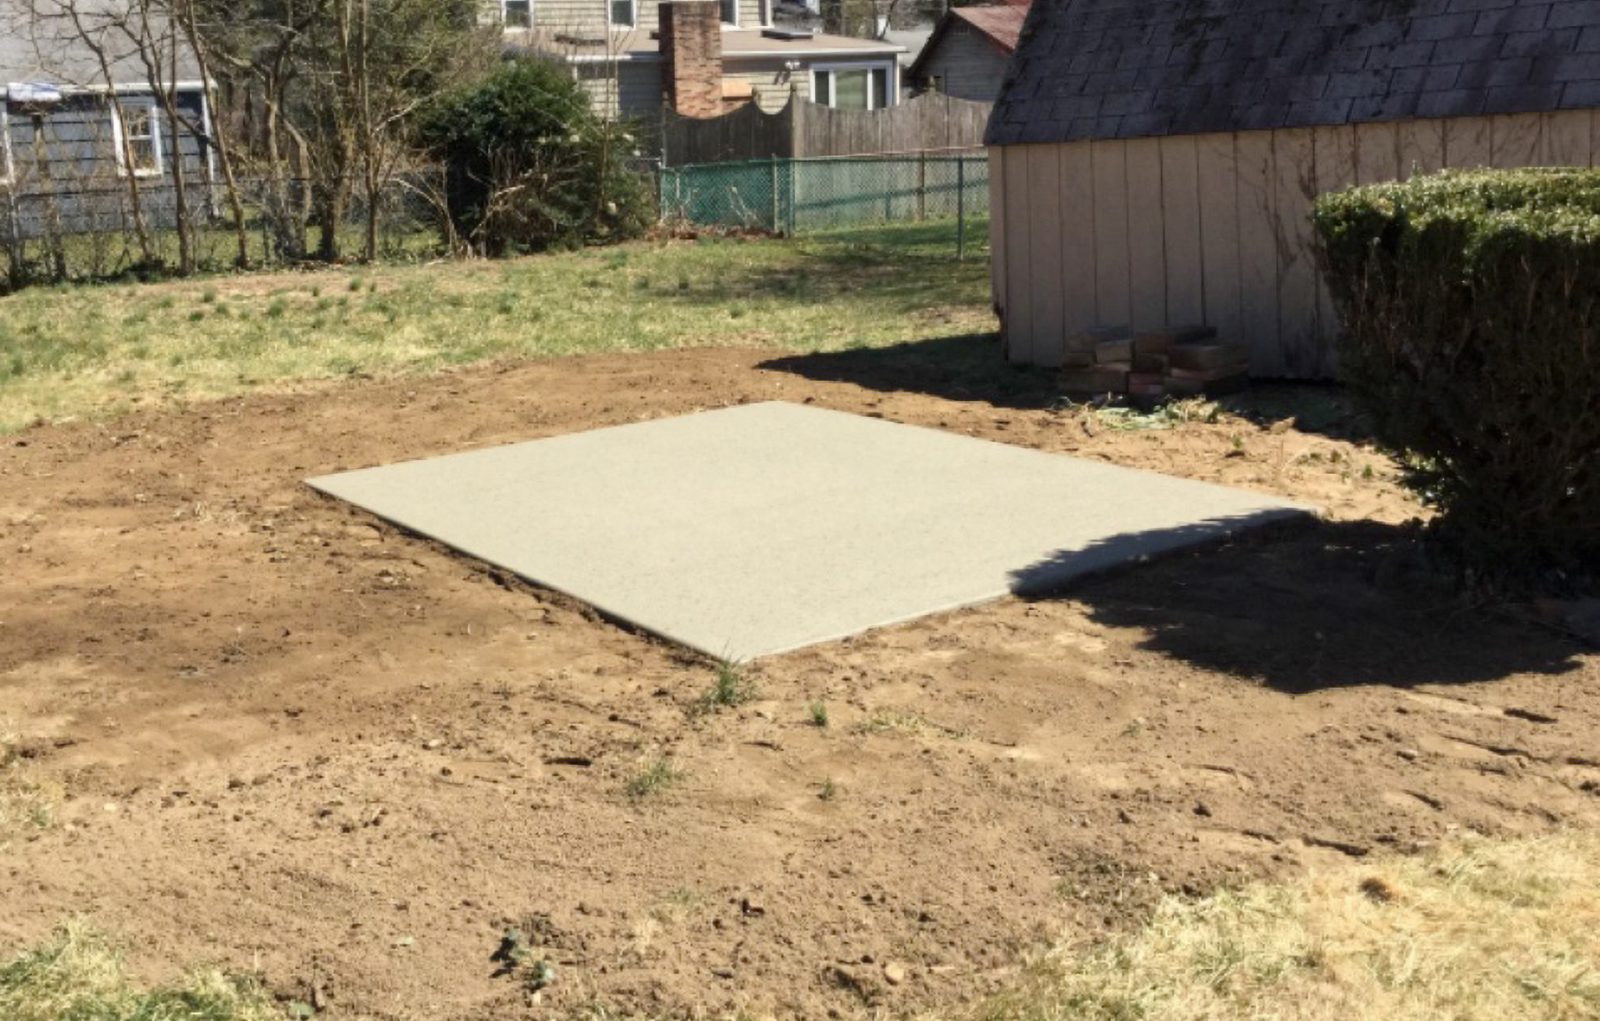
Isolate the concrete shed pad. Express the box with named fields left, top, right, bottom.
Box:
left=308, top=402, right=1312, bottom=661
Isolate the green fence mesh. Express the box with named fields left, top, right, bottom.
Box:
left=659, top=151, right=989, bottom=235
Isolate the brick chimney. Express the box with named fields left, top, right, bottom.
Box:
left=660, top=1, right=723, bottom=117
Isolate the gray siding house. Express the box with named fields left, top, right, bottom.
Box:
left=986, top=0, right=1600, bottom=379
left=908, top=2, right=1027, bottom=103
left=2, top=0, right=212, bottom=244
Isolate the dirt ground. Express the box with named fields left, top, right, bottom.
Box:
left=3, top=341, right=1598, bottom=1020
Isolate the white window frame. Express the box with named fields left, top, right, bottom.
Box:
left=809, top=61, right=896, bottom=111
left=111, top=101, right=163, bottom=178
left=757, top=0, right=771, bottom=27
left=500, top=0, right=532, bottom=28
left=608, top=0, right=636, bottom=28
left=0, top=104, right=14, bottom=187
left=719, top=0, right=739, bottom=28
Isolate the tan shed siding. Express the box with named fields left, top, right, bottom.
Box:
left=1233, top=130, right=1279, bottom=375
left=1025, top=144, right=1064, bottom=367
left=988, top=146, right=1006, bottom=326
left=991, top=111, right=1600, bottom=379
left=1089, top=139, right=1131, bottom=331
left=1057, top=141, right=1097, bottom=343
left=918, top=22, right=1010, bottom=103
left=1194, top=132, right=1241, bottom=347
left=1158, top=135, right=1203, bottom=327
left=1001, top=142, right=1035, bottom=362
left=1124, top=137, right=1166, bottom=332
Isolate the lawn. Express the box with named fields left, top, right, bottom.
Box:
left=0, top=220, right=993, bottom=433
left=2, top=213, right=1597, bottom=1021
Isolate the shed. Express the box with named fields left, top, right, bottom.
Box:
left=909, top=1, right=1029, bottom=103
left=985, top=0, right=1600, bottom=379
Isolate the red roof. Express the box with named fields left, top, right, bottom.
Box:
left=949, top=2, right=1029, bottom=55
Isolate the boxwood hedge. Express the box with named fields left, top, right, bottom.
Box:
left=1312, top=168, right=1600, bottom=593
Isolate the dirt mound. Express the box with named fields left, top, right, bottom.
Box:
left=2, top=348, right=1596, bottom=1019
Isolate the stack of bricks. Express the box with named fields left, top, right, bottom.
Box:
left=1060, top=324, right=1249, bottom=400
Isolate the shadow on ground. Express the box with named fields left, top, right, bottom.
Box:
left=1013, top=517, right=1583, bottom=693
left=759, top=334, right=1063, bottom=410
left=1217, top=382, right=1377, bottom=444
left=760, top=336, right=1380, bottom=435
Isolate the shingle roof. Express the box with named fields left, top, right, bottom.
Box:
left=986, top=0, right=1600, bottom=146
left=1, top=0, right=201, bottom=90
left=953, top=3, right=1030, bottom=54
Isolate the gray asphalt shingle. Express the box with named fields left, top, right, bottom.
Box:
left=1, top=0, right=201, bottom=89
left=987, top=0, right=1600, bottom=145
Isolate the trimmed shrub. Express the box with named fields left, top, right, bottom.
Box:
left=1312, top=168, right=1600, bottom=593
left=418, top=58, right=652, bottom=255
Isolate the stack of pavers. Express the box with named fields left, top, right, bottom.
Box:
left=1060, top=325, right=1249, bottom=401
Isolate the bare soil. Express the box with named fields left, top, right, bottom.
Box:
left=3, top=342, right=1597, bottom=1020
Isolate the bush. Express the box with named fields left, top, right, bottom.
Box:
left=418, top=58, right=652, bottom=255
left=1312, top=168, right=1600, bottom=593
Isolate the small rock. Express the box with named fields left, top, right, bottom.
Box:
left=740, top=896, right=765, bottom=918
left=1397, top=748, right=1419, bottom=761
left=883, top=961, right=908, bottom=986
left=1193, top=801, right=1212, bottom=818
left=1117, top=808, right=1135, bottom=825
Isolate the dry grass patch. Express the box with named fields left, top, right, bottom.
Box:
left=955, top=832, right=1600, bottom=1021
left=0, top=725, right=60, bottom=845
left=0, top=922, right=278, bottom=1021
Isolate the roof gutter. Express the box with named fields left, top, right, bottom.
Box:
left=2, top=79, right=210, bottom=100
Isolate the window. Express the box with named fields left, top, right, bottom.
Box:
left=609, top=0, right=635, bottom=26
left=719, top=0, right=738, bottom=25
left=112, top=103, right=162, bottom=177
left=502, top=0, right=531, bottom=28
left=811, top=65, right=893, bottom=110
left=757, top=0, right=771, bottom=26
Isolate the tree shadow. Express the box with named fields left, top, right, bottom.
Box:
left=758, top=334, right=1064, bottom=410
left=1213, top=382, right=1378, bottom=444
left=1010, top=517, right=1584, bottom=693
left=654, top=220, right=989, bottom=311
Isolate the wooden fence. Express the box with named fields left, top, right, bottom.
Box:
left=660, top=92, right=991, bottom=166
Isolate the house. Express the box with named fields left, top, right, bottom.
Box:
left=498, top=0, right=905, bottom=117
left=985, top=0, right=1600, bottom=380
left=1, top=0, right=212, bottom=241
left=908, top=0, right=1028, bottom=103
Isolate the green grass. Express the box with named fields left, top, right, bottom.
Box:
left=0, top=220, right=993, bottom=433
left=623, top=757, right=686, bottom=801
left=693, top=662, right=757, bottom=715
left=0, top=923, right=277, bottom=1021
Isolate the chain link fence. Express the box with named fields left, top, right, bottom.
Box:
left=1, top=172, right=447, bottom=292
left=659, top=149, right=989, bottom=256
